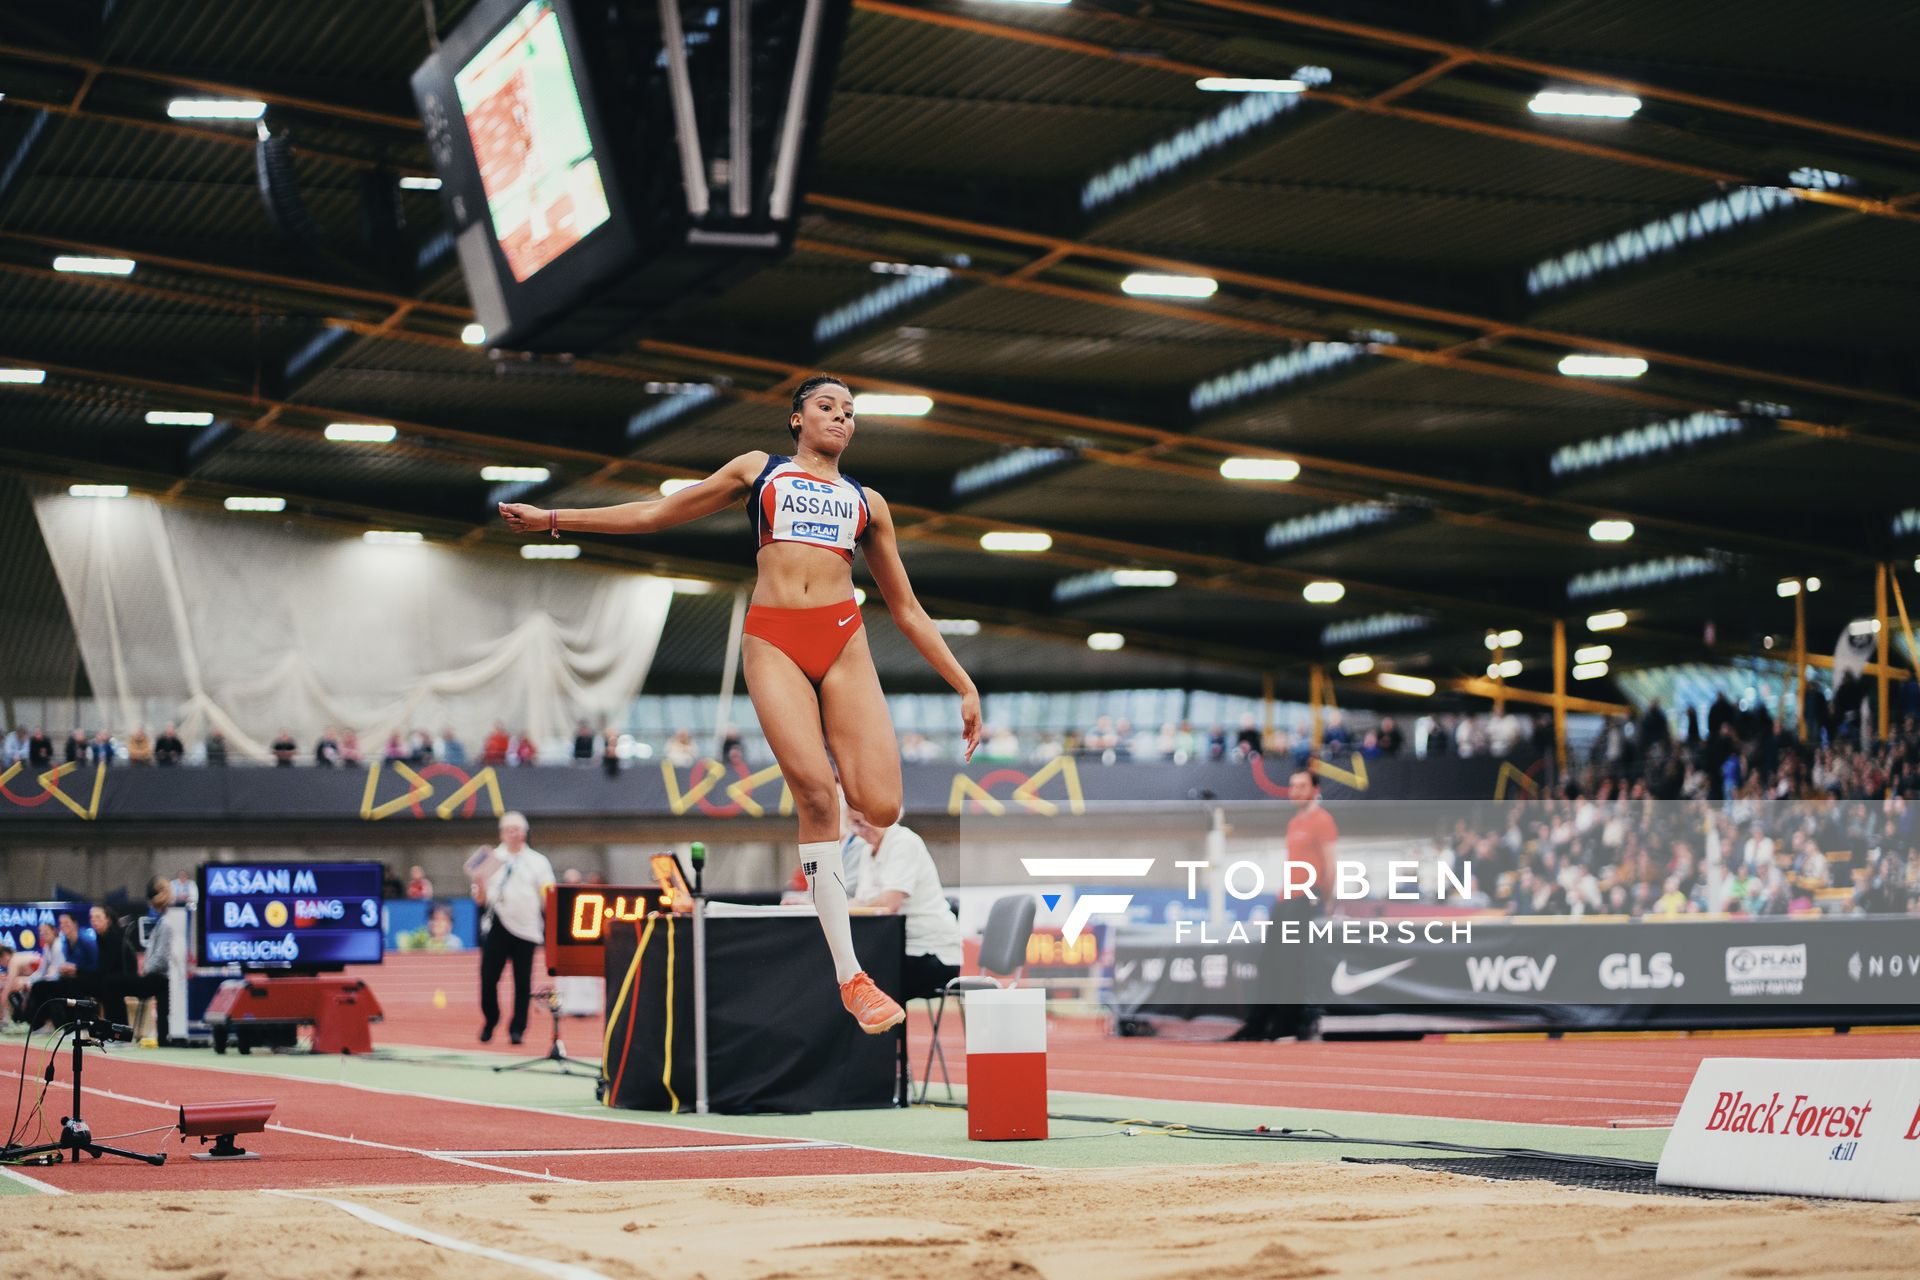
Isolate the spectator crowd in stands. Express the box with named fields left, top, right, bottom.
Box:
left=1435, top=685, right=1919, bottom=920
left=7, top=669, right=1914, bottom=783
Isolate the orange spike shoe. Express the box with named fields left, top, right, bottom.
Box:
left=839, top=972, right=905, bottom=1034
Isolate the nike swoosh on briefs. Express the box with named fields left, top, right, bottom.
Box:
left=1328, top=958, right=1417, bottom=996
left=837, top=614, right=857, bottom=627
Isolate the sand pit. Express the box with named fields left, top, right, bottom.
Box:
left=11, top=1162, right=1919, bottom=1280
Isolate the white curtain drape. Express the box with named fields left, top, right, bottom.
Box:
left=32, top=492, right=675, bottom=761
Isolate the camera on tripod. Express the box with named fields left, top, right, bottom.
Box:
left=44, top=997, right=135, bottom=1044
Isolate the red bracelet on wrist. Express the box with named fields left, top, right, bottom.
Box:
left=549, top=509, right=558, bottom=539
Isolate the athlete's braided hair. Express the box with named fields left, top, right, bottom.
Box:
left=790, top=374, right=850, bottom=442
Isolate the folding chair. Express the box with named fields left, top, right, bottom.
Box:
left=918, top=893, right=1035, bottom=1103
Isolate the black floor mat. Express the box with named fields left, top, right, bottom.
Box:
left=1343, top=1155, right=1780, bottom=1200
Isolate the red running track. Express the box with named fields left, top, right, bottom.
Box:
left=369, top=956, right=1920, bottom=1129
left=0, top=1043, right=1009, bottom=1194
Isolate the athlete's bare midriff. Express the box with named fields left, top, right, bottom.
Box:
left=749, top=542, right=858, bottom=609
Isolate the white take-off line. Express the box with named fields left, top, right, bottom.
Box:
left=0, top=1163, right=66, bottom=1195
left=71, top=1048, right=1022, bottom=1170
left=262, top=1189, right=614, bottom=1280
left=0, top=1068, right=570, bottom=1185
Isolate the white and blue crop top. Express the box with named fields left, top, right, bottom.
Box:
left=746, top=455, right=871, bottom=563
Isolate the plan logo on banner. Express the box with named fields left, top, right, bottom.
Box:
left=1465, top=954, right=1558, bottom=994
left=1725, top=944, right=1806, bottom=997
left=1658, top=1057, right=1920, bottom=1201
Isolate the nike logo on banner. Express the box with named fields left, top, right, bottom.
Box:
left=1329, top=958, right=1417, bottom=996
left=837, top=614, right=857, bottom=627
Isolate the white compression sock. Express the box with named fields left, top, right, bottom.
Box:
left=802, top=839, right=862, bottom=983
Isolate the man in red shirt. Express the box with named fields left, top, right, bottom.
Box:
left=1284, top=770, right=1339, bottom=902
left=1233, top=769, right=1338, bottom=1041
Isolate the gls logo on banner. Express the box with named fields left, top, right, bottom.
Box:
left=1466, top=954, right=1558, bottom=994
left=1600, top=951, right=1685, bottom=990
left=1020, top=857, right=1153, bottom=943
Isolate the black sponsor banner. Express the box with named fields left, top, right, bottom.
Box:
left=603, top=912, right=905, bottom=1113
left=1114, top=916, right=1920, bottom=1012
left=0, top=756, right=1506, bottom=824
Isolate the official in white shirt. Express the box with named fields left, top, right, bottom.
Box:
left=845, top=806, right=963, bottom=1001
left=472, top=810, right=555, bottom=1044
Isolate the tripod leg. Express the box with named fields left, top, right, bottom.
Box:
left=88, top=1143, right=166, bottom=1166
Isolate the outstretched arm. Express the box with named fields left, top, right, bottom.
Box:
left=500, top=452, right=767, bottom=537
left=861, top=489, right=983, bottom=761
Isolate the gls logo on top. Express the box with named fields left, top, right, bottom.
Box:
left=1600, top=951, right=1685, bottom=990
left=1725, top=944, right=1806, bottom=997
left=1466, top=954, right=1557, bottom=994
left=788, top=477, right=836, bottom=495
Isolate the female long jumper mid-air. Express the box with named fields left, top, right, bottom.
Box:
left=500, top=375, right=982, bottom=1033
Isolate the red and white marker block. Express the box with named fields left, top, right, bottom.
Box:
left=965, top=986, right=1047, bottom=1141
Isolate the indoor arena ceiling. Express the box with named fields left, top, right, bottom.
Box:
left=2, top=0, right=1917, bottom=700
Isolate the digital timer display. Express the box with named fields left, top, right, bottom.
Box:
left=543, top=883, right=668, bottom=978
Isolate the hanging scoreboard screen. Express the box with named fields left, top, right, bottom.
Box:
left=412, top=0, right=853, bottom=352
left=198, top=862, right=385, bottom=969
left=452, top=0, right=612, bottom=283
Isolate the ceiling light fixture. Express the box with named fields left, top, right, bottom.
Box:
left=53, top=255, right=136, bottom=275
left=1196, top=77, right=1306, bottom=94
left=1529, top=91, right=1641, bottom=118
left=981, top=531, right=1053, bottom=553
left=1220, top=457, right=1300, bottom=482
left=325, top=422, right=396, bottom=443
left=852, top=393, right=933, bottom=416
left=1589, top=519, right=1636, bottom=542
left=167, top=98, right=266, bottom=121
left=1302, top=581, right=1345, bottom=604
left=1558, top=354, right=1648, bottom=378
left=1109, top=569, right=1177, bottom=587
left=481, top=465, right=550, bottom=483
left=1120, top=272, right=1217, bottom=298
